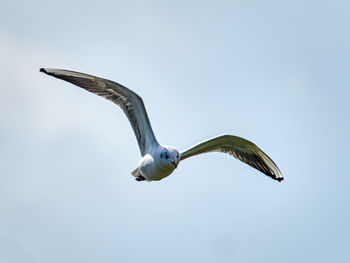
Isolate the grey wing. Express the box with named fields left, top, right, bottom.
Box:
left=180, top=134, right=283, bottom=182
left=40, top=68, right=158, bottom=156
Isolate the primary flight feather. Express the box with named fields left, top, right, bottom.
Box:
left=40, top=68, right=283, bottom=182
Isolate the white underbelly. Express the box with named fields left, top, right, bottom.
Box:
left=138, top=154, right=175, bottom=181
left=140, top=165, right=173, bottom=181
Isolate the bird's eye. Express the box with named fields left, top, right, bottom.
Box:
left=165, top=154, right=169, bottom=159
left=177, top=154, right=179, bottom=159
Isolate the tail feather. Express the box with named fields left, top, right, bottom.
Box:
left=131, top=167, right=141, bottom=177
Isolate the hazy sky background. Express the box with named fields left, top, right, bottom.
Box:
left=1, top=0, right=349, bottom=262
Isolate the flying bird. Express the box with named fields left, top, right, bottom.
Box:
left=40, top=68, right=283, bottom=182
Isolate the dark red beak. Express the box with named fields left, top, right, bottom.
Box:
left=171, top=161, right=177, bottom=168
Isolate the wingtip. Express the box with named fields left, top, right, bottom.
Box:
left=40, top=68, right=47, bottom=73
left=276, top=177, right=284, bottom=182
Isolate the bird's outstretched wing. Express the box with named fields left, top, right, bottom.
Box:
left=180, top=134, right=283, bottom=181
left=40, top=68, right=158, bottom=156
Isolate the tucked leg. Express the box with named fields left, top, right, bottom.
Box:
left=136, top=175, right=146, bottom=181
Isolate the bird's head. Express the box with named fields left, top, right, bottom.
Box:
left=160, top=146, right=180, bottom=169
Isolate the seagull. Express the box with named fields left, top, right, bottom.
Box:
left=40, top=68, right=283, bottom=182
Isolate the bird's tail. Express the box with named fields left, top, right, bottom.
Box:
left=131, top=167, right=141, bottom=178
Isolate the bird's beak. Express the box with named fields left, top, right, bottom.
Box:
left=171, top=160, right=177, bottom=168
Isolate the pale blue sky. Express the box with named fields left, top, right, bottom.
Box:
left=1, top=1, right=349, bottom=262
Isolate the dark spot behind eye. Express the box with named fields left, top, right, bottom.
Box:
left=161, top=153, right=163, bottom=158
left=165, top=154, right=169, bottom=159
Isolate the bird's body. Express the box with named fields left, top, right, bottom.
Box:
left=40, top=68, right=283, bottom=182
left=136, top=145, right=178, bottom=181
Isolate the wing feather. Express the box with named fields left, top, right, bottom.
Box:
left=40, top=68, right=158, bottom=156
left=180, top=134, right=283, bottom=181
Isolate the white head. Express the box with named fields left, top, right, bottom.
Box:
left=159, top=146, right=180, bottom=169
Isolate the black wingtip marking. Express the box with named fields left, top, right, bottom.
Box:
left=276, top=177, right=284, bottom=182
left=40, top=68, right=47, bottom=73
